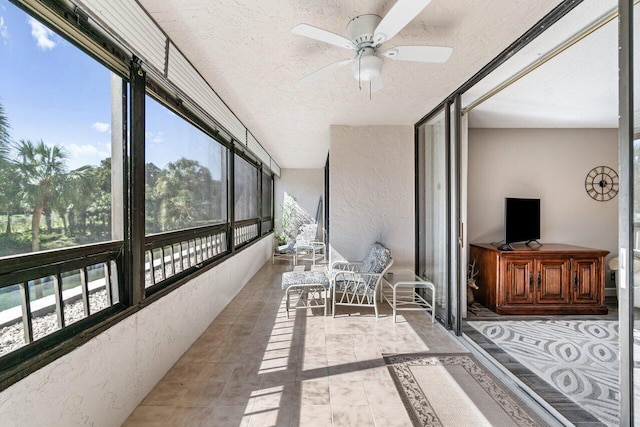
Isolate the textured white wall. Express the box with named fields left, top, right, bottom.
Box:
left=467, top=128, right=618, bottom=288
left=330, top=125, right=414, bottom=269
left=0, top=236, right=273, bottom=427
left=274, top=168, right=325, bottom=236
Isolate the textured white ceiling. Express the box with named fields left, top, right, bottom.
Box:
left=467, top=0, right=619, bottom=128
left=137, top=0, right=563, bottom=168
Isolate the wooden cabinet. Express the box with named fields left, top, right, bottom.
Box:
left=536, top=258, right=570, bottom=304
left=470, top=244, right=608, bottom=315
left=503, top=259, right=534, bottom=305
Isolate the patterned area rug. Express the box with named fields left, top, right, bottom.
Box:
left=384, top=353, right=544, bottom=427
left=468, top=320, right=620, bottom=425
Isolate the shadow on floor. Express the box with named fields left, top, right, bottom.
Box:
left=124, top=261, right=544, bottom=427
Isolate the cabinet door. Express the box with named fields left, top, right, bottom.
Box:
left=536, top=258, right=570, bottom=304
left=504, top=259, right=534, bottom=304
left=572, top=258, right=600, bottom=304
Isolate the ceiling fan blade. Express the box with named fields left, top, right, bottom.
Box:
left=299, top=58, right=353, bottom=83
left=382, top=45, right=452, bottom=63
left=370, top=76, right=384, bottom=93
left=292, top=24, right=355, bottom=50
left=374, top=0, right=432, bottom=45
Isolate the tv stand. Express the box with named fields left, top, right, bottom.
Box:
left=470, top=243, right=608, bottom=315
left=525, top=239, right=543, bottom=247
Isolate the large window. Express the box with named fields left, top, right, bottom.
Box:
left=145, top=96, right=227, bottom=235
left=0, top=1, right=118, bottom=257
left=234, top=154, right=258, bottom=221
left=261, top=171, right=273, bottom=235
left=143, top=97, right=229, bottom=289
left=261, top=171, right=273, bottom=218
left=0, top=1, right=123, bottom=359
left=0, top=0, right=274, bottom=382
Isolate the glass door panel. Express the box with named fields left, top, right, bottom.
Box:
left=620, top=1, right=640, bottom=422
left=417, top=109, right=450, bottom=324
left=632, top=1, right=640, bottom=421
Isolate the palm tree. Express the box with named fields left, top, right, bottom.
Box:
left=84, top=158, right=111, bottom=237
left=15, top=140, right=67, bottom=251
left=15, top=140, right=70, bottom=252
left=155, top=158, right=215, bottom=231
left=160, top=189, right=196, bottom=230
left=0, top=102, right=18, bottom=234
left=67, top=165, right=96, bottom=237
left=53, top=164, right=96, bottom=237
left=0, top=161, right=22, bottom=235
left=145, top=162, right=162, bottom=234
left=0, top=102, right=10, bottom=153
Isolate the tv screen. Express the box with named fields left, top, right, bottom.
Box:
left=505, top=198, right=540, bottom=244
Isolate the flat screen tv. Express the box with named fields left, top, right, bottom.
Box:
left=505, top=197, right=540, bottom=245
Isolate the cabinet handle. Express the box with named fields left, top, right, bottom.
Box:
left=537, top=273, right=541, bottom=291
left=574, top=272, right=578, bottom=291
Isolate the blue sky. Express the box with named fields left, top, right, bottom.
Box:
left=0, top=0, right=222, bottom=177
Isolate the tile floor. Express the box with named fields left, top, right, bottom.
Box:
left=123, top=261, right=469, bottom=427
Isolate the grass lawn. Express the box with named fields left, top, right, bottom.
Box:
left=0, top=214, right=111, bottom=311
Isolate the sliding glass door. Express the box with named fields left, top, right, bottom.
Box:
left=620, top=0, right=637, bottom=423
left=627, top=0, right=640, bottom=421
left=417, top=107, right=451, bottom=326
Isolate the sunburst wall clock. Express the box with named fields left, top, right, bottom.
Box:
left=585, top=166, right=618, bottom=202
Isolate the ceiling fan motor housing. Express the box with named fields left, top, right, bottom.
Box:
left=347, top=14, right=382, bottom=48
left=347, top=15, right=383, bottom=82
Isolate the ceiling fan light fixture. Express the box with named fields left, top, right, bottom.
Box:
left=292, top=0, right=449, bottom=90
left=352, top=54, right=382, bottom=82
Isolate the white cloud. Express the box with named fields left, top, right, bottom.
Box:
left=65, top=143, right=110, bottom=170
left=146, top=131, right=164, bottom=144
left=92, top=121, right=110, bottom=133
left=28, top=17, right=57, bottom=50
left=67, top=144, right=110, bottom=159
left=0, top=16, right=8, bottom=42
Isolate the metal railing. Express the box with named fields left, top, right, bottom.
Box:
left=144, top=224, right=229, bottom=289
left=234, top=219, right=259, bottom=248
left=0, top=217, right=271, bottom=362
left=0, top=242, right=122, bottom=356
left=261, top=218, right=273, bottom=236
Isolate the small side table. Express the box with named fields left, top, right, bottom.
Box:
left=382, top=269, right=435, bottom=323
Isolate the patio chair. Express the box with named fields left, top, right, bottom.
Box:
left=272, top=223, right=325, bottom=265
left=330, top=242, right=394, bottom=318
left=272, top=241, right=296, bottom=264
left=294, top=223, right=325, bottom=266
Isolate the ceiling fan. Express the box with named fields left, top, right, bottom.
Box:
left=292, top=0, right=452, bottom=92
